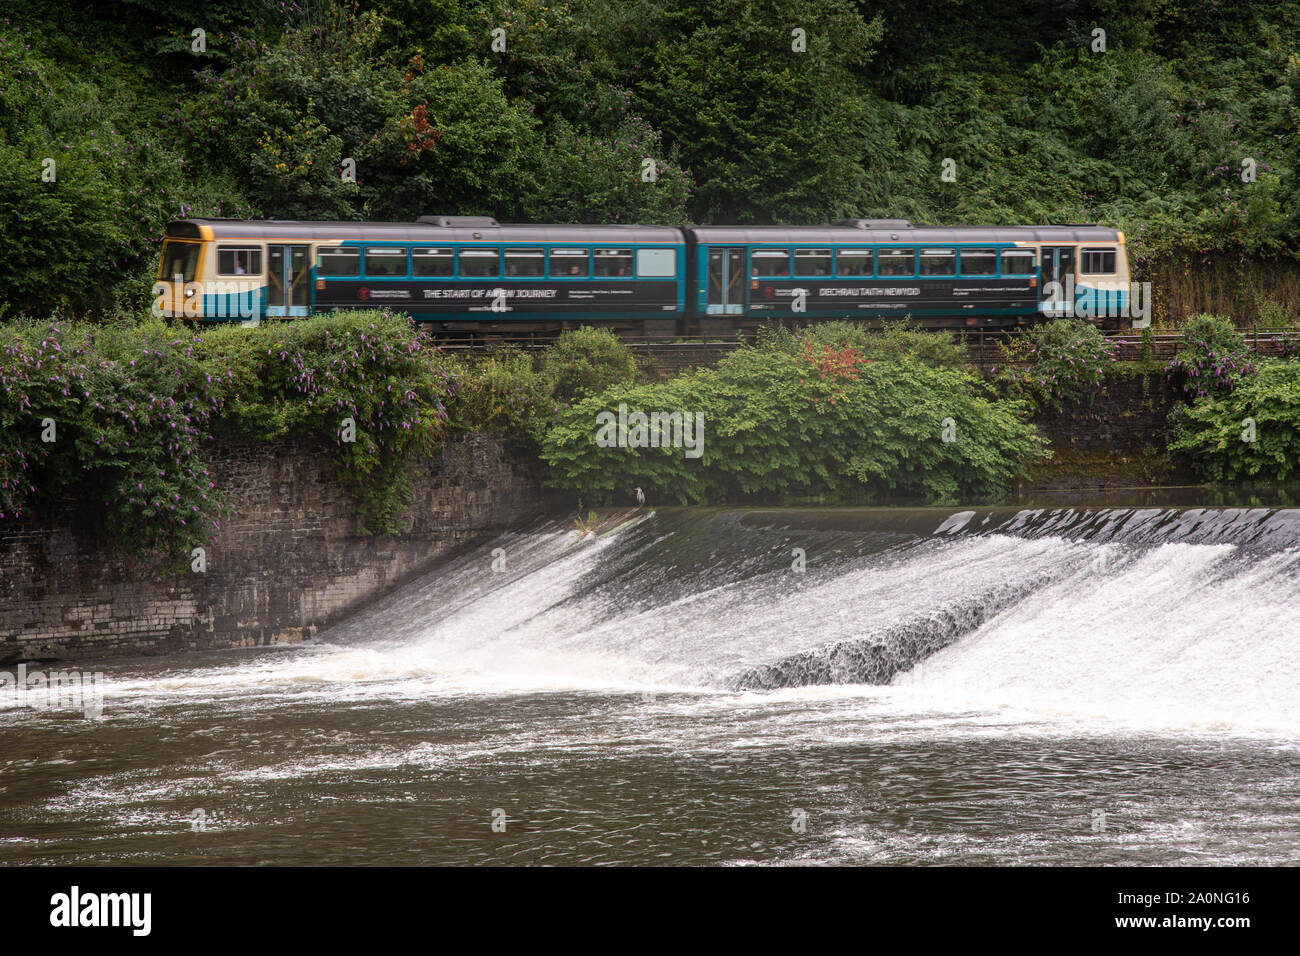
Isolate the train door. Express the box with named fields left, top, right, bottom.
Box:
left=1039, top=246, right=1076, bottom=316
left=706, top=246, right=746, bottom=314
left=267, top=244, right=311, bottom=317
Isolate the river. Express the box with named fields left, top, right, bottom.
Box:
left=2, top=506, right=1298, bottom=865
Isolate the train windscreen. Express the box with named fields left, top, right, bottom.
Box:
left=160, top=240, right=200, bottom=282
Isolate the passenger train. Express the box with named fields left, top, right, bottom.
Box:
left=155, top=216, right=1134, bottom=333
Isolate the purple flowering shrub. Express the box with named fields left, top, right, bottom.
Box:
left=998, top=318, right=1119, bottom=409
left=0, top=311, right=462, bottom=564
left=1, top=309, right=652, bottom=557
left=1165, top=313, right=1254, bottom=399
left=1167, top=360, right=1300, bottom=482
left=0, top=319, right=230, bottom=564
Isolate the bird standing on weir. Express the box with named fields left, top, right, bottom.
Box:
left=635, top=487, right=645, bottom=506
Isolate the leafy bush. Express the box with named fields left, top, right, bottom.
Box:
left=1176, top=313, right=1247, bottom=353
left=539, top=327, right=639, bottom=406
left=1165, top=313, right=1255, bottom=399
left=997, top=318, right=1119, bottom=408
left=540, top=331, right=1044, bottom=504
left=1168, top=359, right=1300, bottom=481
left=872, top=320, right=970, bottom=369
left=758, top=321, right=968, bottom=370
left=447, top=348, right=552, bottom=442
left=0, top=311, right=459, bottom=563
left=1251, top=294, right=1296, bottom=331
left=0, top=318, right=229, bottom=563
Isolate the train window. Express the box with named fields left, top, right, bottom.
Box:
left=959, top=248, right=997, bottom=275
left=364, top=247, right=408, bottom=277
left=412, top=247, right=454, bottom=277
left=794, top=249, right=832, bottom=276
left=160, top=240, right=200, bottom=282
left=751, top=250, right=790, bottom=276
left=1000, top=250, right=1036, bottom=275
left=504, top=248, right=545, bottom=277
left=459, top=248, right=500, bottom=278
left=549, top=248, right=589, bottom=277
left=836, top=249, right=873, bottom=276
left=317, top=246, right=360, bottom=277
left=1081, top=248, right=1117, bottom=274
left=636, top=248, right=676, bottom=277
left=919, top=249, right=956, bottom=276
left=877, top=248, right=915, bottom=276
left=216, top=246, right=262, bottom=276
left=594, top=248, right=634, bottom=277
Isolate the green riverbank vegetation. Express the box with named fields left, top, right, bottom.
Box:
left=7, top=313, right=1300, bottom=565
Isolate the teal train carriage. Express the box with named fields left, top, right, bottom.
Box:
left=155, top=217, right=1133, bottom=332
left=687, top=220, right=1132, bottom=331
left=155, top=216, right=688, bottom=333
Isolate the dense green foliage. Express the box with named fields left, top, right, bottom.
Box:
left=0, top=311, right=648, bottom=560
left=540, top=330, right=1045, bottom=504
left=3, top=1, right=1300, bottom=316
left=793, top=319, right=971, bottom=369
left=1168, top=360, right=1300, bottom=481
left=997, top=317, right=1119, bottom=408
left=447, top=347, right=553, bottom=440
left=538, top=326, right=640, bottom=405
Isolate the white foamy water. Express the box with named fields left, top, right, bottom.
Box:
left=893, top=541, right=1300, bottom=736
left=85, top=509, right=1300, bottom=740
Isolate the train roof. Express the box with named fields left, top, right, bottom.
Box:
left=169, top=219, right=685, bottom=243
left=687, top=223, right=1122, bottom=243
left=168, top=219, right=1122, bottom=245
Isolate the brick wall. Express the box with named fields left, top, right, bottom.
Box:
left=0, top=434, right=544, bottom=663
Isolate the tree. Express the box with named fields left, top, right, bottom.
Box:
left=524, top=116, right=692, bottom=224
left=638, top=0, right=883, bottom=223
left=357, top=58, right=542, bottom=219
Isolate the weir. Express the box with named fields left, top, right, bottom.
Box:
left=303, top=505, right=1300, bottom=735
left=5, top=503, right=1299, bottom=867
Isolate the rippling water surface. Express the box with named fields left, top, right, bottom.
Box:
left=3, top=507, right=1299, bottom=865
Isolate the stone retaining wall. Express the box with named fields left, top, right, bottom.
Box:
left=0, top=434, right=544, bottom=662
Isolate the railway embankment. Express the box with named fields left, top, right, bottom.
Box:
left=2, top=311, right=1296, bottom=660
left=1023, top=368, right=1188, bottom=491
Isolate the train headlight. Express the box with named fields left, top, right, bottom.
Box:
left=185, top=288, right=196, bottom=297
